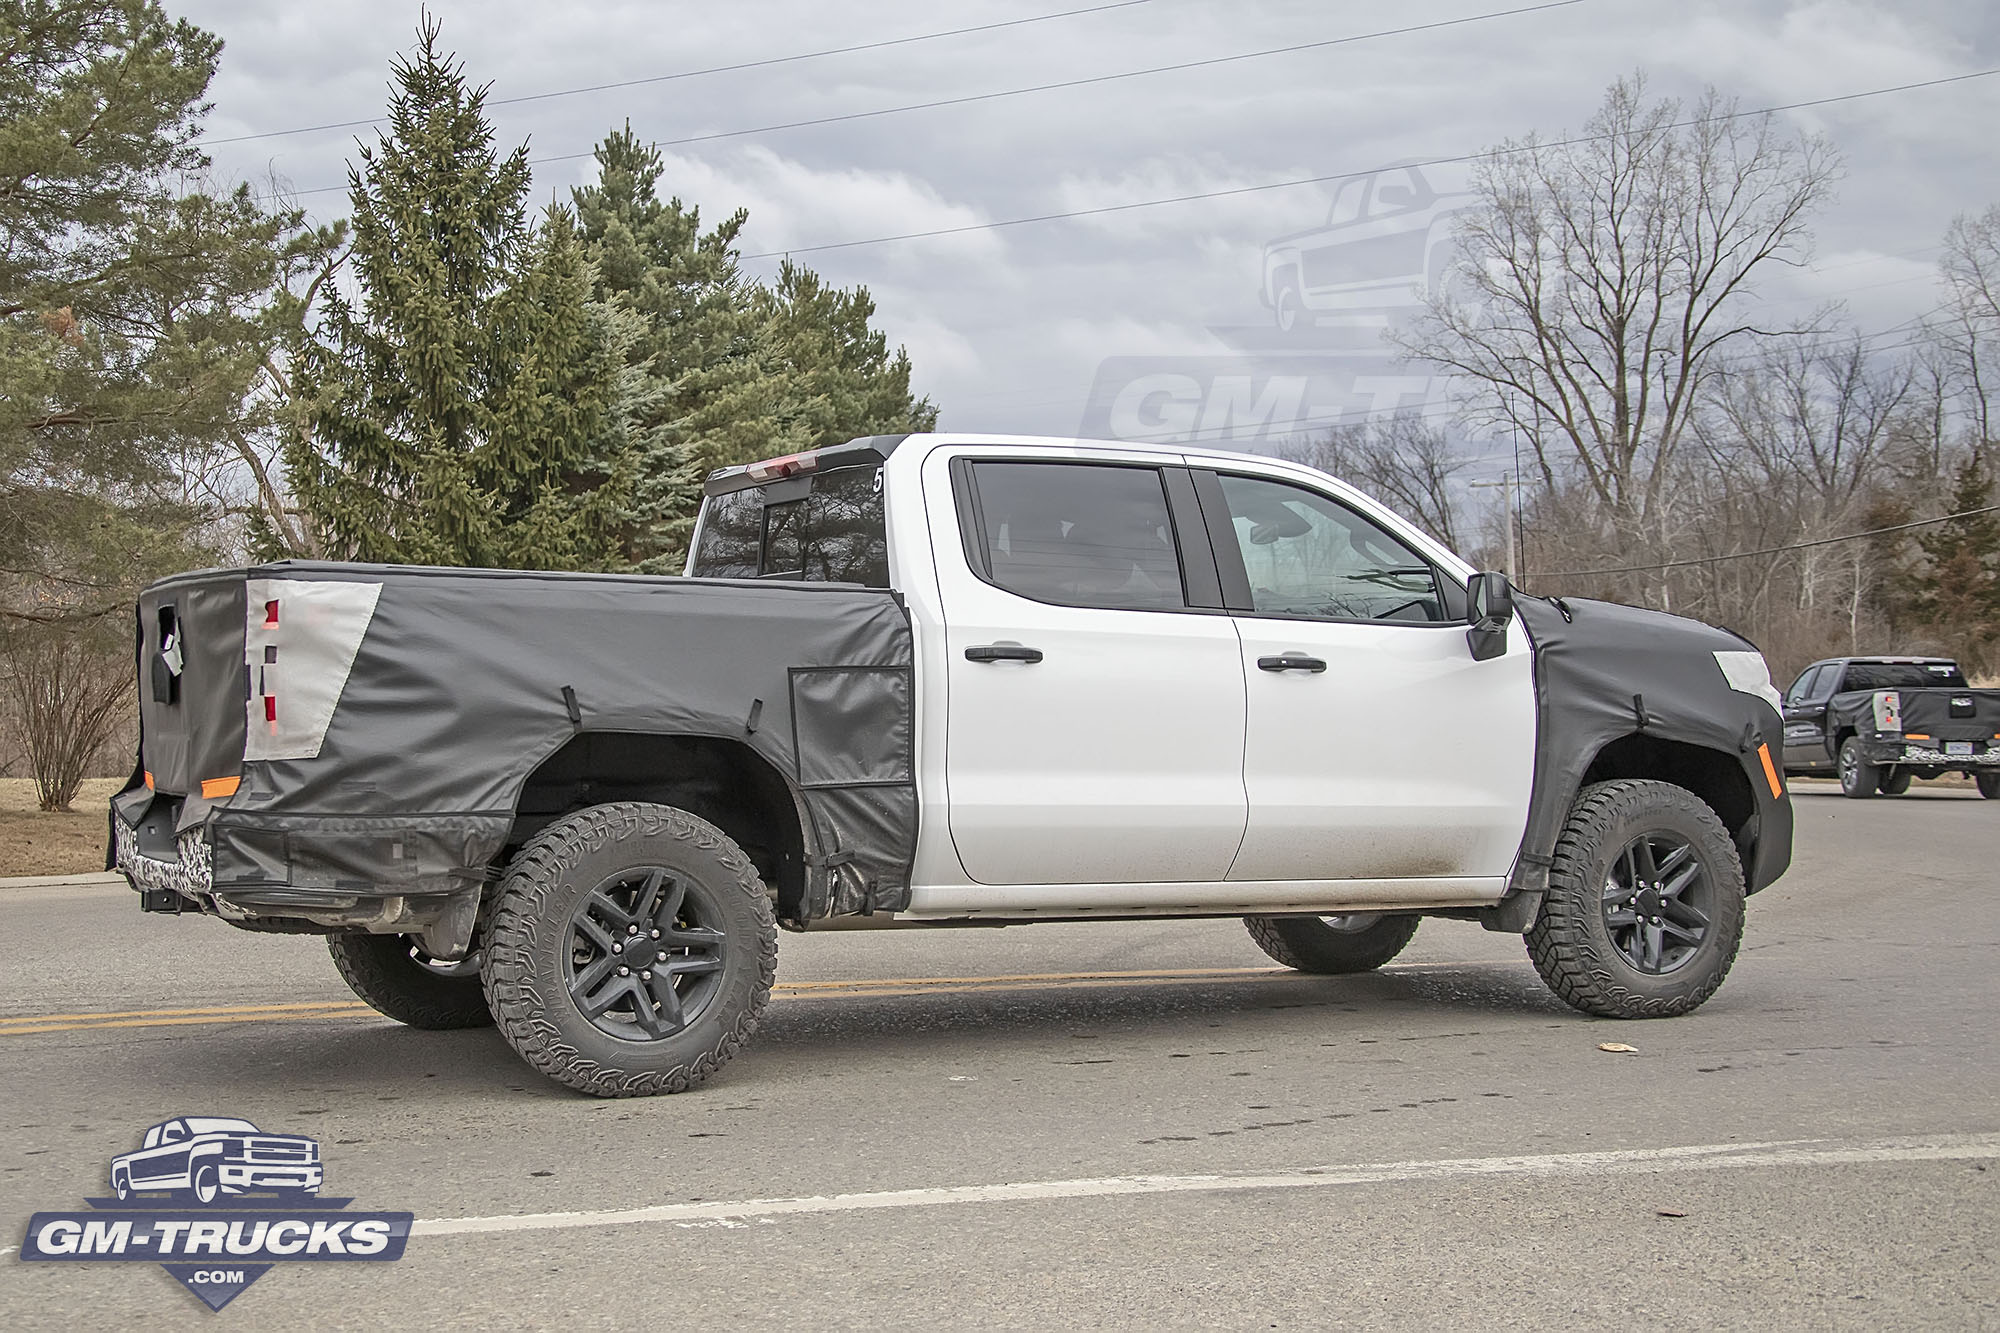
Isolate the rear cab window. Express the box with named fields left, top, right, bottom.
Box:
left=1839, top=662, right=1967, bottom=691
left=690, top=465, right=889, bottom=585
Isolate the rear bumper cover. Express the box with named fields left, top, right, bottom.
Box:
left=114, top=804, right=506, bottom=916
left=1866, top=740, right=2000, bottom=767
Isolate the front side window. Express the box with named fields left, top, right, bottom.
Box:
left=1217, top=473, right=1446, bottom=622
left=968, top=462, right=1187, bottom=611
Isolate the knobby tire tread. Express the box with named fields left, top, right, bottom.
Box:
left=481, top=802, right=777, bottom=1098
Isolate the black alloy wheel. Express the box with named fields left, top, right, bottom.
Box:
left=1838, top=736, right=1878, bottom=799
left=1598, top=830, right=1713, bottom=976
left=564, top=866, right=728, bottom=1043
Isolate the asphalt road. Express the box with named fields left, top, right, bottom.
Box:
left=2, top=782, right=1996, bottom=1329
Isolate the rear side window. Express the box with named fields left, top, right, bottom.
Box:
left=965, top=462, right=1187, bottom=611
left=689, top=467, right=889, bottom=586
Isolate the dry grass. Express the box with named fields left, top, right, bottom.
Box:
left=0, top=777, right=125, bottom=877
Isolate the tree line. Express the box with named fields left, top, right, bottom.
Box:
left=1, top=3, right=933, bottom=808
left=1291, top=75, right=2000, bottom=688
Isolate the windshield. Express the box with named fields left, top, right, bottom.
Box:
left=1840, top=662, right=1966, bottom=691
left=182, top=1117, right=259, bottom=1135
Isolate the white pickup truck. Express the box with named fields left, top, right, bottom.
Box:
left=114, top=433, right=1793, bottom=1097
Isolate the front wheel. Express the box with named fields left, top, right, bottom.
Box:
left=191, top=1163, right=220, bottom=1205
left=1526, top=779, right=1745, bottom=1020
left=1977, top=772, right=2000, bottom=799
left=1243, top=913, right=1419, bottom=974
left=1838, top=737, right=1880, bottom=799
left=481, top=802, right=777, bottom=1098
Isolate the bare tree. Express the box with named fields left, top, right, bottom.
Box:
left=1400, top=74, right=1841, bottom=593
left=0, top=628, right=131, bottom=812
left=1933, top=204, right=2000, bottom=449
left=1280, top=412, right=1468, bottom=550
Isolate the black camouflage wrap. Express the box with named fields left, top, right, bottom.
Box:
left=113, top=562, right=916, bottom=922
left=1512, top=596, right=1793, bottom=897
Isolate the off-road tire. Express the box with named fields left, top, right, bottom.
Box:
left=328, top=933, right=494, bottom=1030
left=1525, top=779, right=1745, bottom=1020
left=1877, top=768, right=1912, bottom=795
left=481, top=802, right=776, bottom=1098
left=1243, top=913, right=1419, bottom=974
left=1838, top=736, right=1879, bottom=799
left=1977, top=772, right=2000, bottom=800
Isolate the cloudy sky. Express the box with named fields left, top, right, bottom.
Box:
left=179, top=0, right=2000, bottom=477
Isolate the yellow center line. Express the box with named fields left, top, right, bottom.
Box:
left=0, top=961, right=1482, bottom=1037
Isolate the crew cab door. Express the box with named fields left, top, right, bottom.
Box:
left=1781, top=664, right=1838, bottom=770
left=1192, top=468, right=1536, bottom=882
left=929, top=450, right=1247, bottom=885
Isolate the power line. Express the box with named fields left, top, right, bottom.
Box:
left=1527, top=505, right=2000, bottom=579
left=739, top=66, right=2000, bottom=259
left=201, top=0, right=1157, bottom=147
left=264, top=0, right=1592, bottom=201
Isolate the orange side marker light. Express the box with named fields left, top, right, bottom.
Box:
left=1755, top=743, right=1783, bottom=799
left=200, top=776, right=241, bottom=799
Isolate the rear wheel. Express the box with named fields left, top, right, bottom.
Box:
left=329, top=933, right=495, bottom=1030
left=1243, top=913, right=1419, bottom=974
left=1838, top=737, right=1879, bottom=799
left=482, top=802, right=777, bottom=1098
left=1526, top=779, right=1745, bottom=1019
left=1878, top=768, right=1912, bottom=795
left=1978, top=772, right=2000, bottom=799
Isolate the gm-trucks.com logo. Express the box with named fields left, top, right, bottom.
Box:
left=18, top=1116, right=411, bottom=1311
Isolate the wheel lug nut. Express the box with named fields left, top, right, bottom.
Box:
left=641, top=971, right=652, bottom=981
left=618, top=966, right=630, bottom=976
left=627, top=924, right=638, bottom=934
left=612, top=943, right=622, bottom=953
left=650, top=929, right=661, bottom=939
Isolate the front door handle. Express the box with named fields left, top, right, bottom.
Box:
left=966, top=644, right=1044, bottom=664
left=1258, top=654, right=1327, bottom=673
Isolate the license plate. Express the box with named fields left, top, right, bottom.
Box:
left=1946, top=741, right=1974, bottom=756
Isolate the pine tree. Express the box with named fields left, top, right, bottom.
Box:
left=285, top=19, right=632, bottom=570
left=2, top=0, right=337, bottom=808
left=1896, top=452, right=2000, bottom=672
left=756, top=260, right=940, bottom=452
left=571, top=127, right=740, bottom=569
left=572, top=132, right=939, bottom=569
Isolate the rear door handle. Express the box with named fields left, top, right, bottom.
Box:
left=966, top=644, right=1044, bottom=663
left=1258, top=654, right=1327, bottom=673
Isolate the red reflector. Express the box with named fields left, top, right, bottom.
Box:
left=264, top=696, right=277, bottom=723
left=264, top=599, right=279, bottom=626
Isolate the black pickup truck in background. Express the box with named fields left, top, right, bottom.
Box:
left=1780, top=656, right=2000, bottom=799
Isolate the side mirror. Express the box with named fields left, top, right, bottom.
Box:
left=1466, top=571, right=1515, bottom=662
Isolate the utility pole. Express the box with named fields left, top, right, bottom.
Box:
left=1468, top=472, right=1517, bottom=582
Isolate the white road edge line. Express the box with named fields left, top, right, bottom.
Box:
left=410, top=1132, right=2000, bottom=1238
